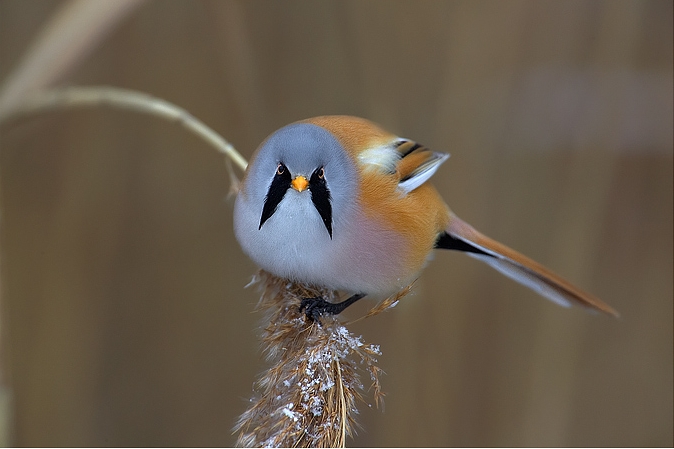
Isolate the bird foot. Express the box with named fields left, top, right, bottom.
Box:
left=300, top=293, right=366, bottom=322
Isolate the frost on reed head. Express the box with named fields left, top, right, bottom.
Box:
left=235, top=271, right=409, bottom=448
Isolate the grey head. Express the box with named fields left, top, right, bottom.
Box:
left=233, top=122, right=360, bottom=285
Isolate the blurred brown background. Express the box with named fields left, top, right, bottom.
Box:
left=0, top=0, right=672, bottom=446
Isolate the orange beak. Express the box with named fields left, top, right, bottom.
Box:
left=291, top=175, right=309, bottom=192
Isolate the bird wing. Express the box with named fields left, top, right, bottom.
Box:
left=354, top=137, right=449, bottom=195
left=393, top=139, right=450, bottom=194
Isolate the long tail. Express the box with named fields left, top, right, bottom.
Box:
left=436, top=213, right=619, bottom=317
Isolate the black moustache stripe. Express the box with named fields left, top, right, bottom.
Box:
left=310, top=168, right=333, bottom=239
left=259, top=163, right=291, bottom=230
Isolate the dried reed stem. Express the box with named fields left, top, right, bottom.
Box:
left=235, top=271, right=408, bottom=448
left=0, top=86, right=248, bottom=172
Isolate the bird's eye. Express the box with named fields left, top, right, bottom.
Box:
left=317, top=167, right=325, bottom=179
left=276, top=163, right=285, bottom=175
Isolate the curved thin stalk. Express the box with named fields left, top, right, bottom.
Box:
left=0, top=86, right=248, bottom=172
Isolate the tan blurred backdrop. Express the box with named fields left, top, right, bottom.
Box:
left=0, top=0, right=672, bottom=446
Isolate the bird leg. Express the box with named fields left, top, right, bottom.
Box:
left=300, top=293, right=366, bottom=322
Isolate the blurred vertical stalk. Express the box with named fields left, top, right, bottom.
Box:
left=0, top=0, right=147, bottom=115
left=0, top=1, right=146, bottom=444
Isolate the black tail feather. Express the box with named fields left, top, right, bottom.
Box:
left=435, top=232, right=491, bottom=256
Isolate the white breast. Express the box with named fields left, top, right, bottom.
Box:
left=234, top=189, right=412, bottom=297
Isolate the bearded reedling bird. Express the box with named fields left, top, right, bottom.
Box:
left=233, top=116, right=618, bottom=320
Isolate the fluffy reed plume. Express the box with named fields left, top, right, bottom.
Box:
left=235, top=271, right=408, bottom=448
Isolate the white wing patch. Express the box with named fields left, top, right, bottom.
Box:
left=356, top=143, right=399, bottom=173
